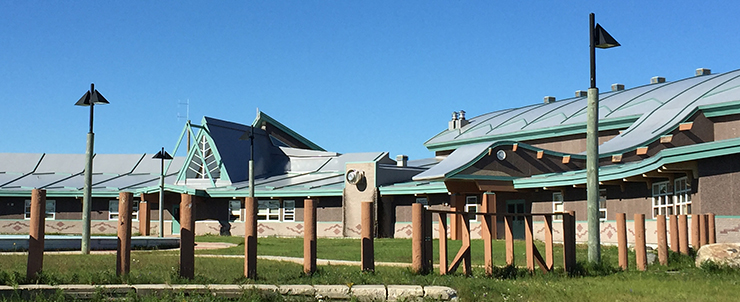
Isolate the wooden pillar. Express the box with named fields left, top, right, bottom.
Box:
left=244, top=197, right=257, bottom=279
left=691, top=214, right=700, bottom=251
left=525, top=215, right=535, bottom=272
left=616, top=213, right=627, bottom=270
left=656, top=214, right=667, bottom=266
left=562, top=211, right=576, bottom=272
left=411, top=203, right=426, bottom=274
left=438, top=213, right=448, bottom=275
left=461, top=213, right=472, bottom=276
left=303, top=198, right=317, bottom=275
left=117, top=192, right=133, bottom=276
left=481, top=193, right=495, bottom=276
left=544, top=215, right=553, bottom=271
left=708, top=213, right=716, bottom=244
left=449, top=194, right=465, bottom=240
left=138, top=197, right=150, bottom=236
left=699, top=214, right=708, bottom=247
left=27, top=189, right=46, bottom=279
left=504, top=215, right=514, bottom=266
left=634, top=214, right=647, bottom=271
left=669, top=215, right=679, bottom=253
left=678, top=215, right=689, bottom=255
left=361, top=201, right=374, bottom=272
left=179, top=193, right=195, bottom=279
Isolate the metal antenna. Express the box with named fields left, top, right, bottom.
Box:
left=177, top=99, right=190, bottom=121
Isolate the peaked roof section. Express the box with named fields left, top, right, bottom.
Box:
left=425, top=68, right=740, bottom=155
left=252, top=111, right=325, bottom=151
left=416, top=68, right=740, bottom=181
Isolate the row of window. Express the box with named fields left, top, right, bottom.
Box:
left=23, top=200, right=140, bottom=221
left=228, top=199, right=296, bottom=222
left=552, top=189, right=607, bottom=222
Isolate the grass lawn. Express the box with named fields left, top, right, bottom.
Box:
left=1, top=236, right=739, bottom=301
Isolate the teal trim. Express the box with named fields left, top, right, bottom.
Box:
left=252, top=111, right=325, bottom=151
left=424, top=115, right=637, bottom=152
left=699, top=100, right=740, bottom=118
left=514, top=137, right=740, bottom=189
left=379, top=181, right=448, bottom=195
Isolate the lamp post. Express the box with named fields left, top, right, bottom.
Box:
left=152, top=148, right=173, bottom=238
left=587, top=13, right=620, bottom=264
left=75, top=83, right=109, bottom=254
left=239, top=124, right=257, bottom=278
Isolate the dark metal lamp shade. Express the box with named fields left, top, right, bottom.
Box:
left=152, top=150, right=173, bottom=160
left=593, top=24, right=620, bottom=49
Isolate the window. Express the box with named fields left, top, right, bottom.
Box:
left=553, top=192, right=564, bottom=221
left=465, top=196, right=478, bottom=222
left=599, top=189, right=607, bottom=221
left=674, top=177, right=692, bottom=215
left=257, top=200, right=281, bottom=221
left=109, top=200, right=139, bottom=220
left=652, top=181, right=674, bottom=218
left=415, top=197, right=428, bottom=205
left=24, top=200, right=56, bottom=220
left=283, top=200, right=295, bottom=222
left=229, top=200, right=242, bottom=222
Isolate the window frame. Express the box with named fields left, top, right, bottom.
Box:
left=652, top=181, right=674, bottom=218
left=282, top=200, right=295, bottom=222
left=599, top=189, right=607, bottom=221
left=552, top=192, right=564, bottom=221
left=465, top=196, right=478, bottom=222
left=257, top=200, right=281, bottom=221
left=24, top=199, right=56, bottom=220
left=228, top=200, right=242, bottom=222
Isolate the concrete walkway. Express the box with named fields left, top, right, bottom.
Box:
left=0, top=284, right=458, bottom=301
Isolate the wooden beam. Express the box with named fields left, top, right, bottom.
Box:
left=562, top=155, right=571, bottom=164
left=679, top=122, right=693, bottom=131
left=611, top=154, right=622, bottom=163
left=636, top=146, right=648, bottom=155
left=476, top=180, right=517, bottom=192
left=536, top=150, right=544, bottom=159
left=660, top=135, right=673, bottom=144
left=512, top=143, right=518, bottom=152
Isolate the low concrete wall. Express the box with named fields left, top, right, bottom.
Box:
left=196, top=221, right=346, bottom=238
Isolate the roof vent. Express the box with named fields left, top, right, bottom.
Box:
left=611, top=83, right=625, bottom=91
left=544, top=96, right=556, bottom=104
left=456, top=110, right=469, bottom=128
left=575, top=90, right=587, bottom=97
left=696, top=68, right=711, bottom=76
left=396, top=155, right=408, bottom=167
left=651, top=76, right=666, bottom=84
left=448, top=112, right=458, bottom=131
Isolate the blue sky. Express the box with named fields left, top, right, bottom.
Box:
left=1, top=1, right=737, bottom=161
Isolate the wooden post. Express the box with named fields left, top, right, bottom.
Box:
left=244, top=197, right=257, bottom=279
left=412, top=203, right=424, bottom=274
left=691, top=214, right=700, bottom=251
left=616, top=213, right=627, bottom=270
left=117, top=192, right=133, bottom=276
left=525, top=215, right=535, bottom=272
left=461, top=213, right=472, bottom=276
left=438, top=213, right=448, bottom=275
left=481, top=193, right=495, bottom=276
left=634, top=214, right=647, bottom=271
left=669, top=214, right=679, bottom=253
left=423, top=206, right=433, bottom=273
left=303, top=198, right=317, bottom=275
left=562, top=211, right=576, bottom=272
left=708, top=213, right=716, bottom=244
left=505, top=215, right=514, bottom=266
left=699, top=214, right=708, bottom=247
left=179, top=194, right=195, bottom=279
left=544, top=215, right=553, bottom=271
left=678, top=215, right=689, bottom=255
left=138, top=193, right=153, bottom=236
left=449, top=194, right=465, bottom=240
left=361, top=201, right=374, bottom=272
left=27, top=189, right=46, bottom=279
left=656, top=214, right=667, bottom=266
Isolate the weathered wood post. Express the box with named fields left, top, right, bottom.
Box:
left=699, top=214, right=708, bottom=247
left=361, top=201, right=375, bottom=272
left=438, top=212, right=448, bottom=275
left=504, top=215, right=514, bottom=266
left=303, top=198, right=317, bottom=275
left=669, top=214, right=679, bottom=253
left=449, top=194, right=465, bottom=240
left=656, top=214, right=668, bottom=266
left=179, top=193, right=195, bottom=279
left=678, top=214, right=689, bottom=255
left=708, top=213, right=716, bottom=244
left=616, top=213, right=628, bottom=270
left=634, top=214, right=647, bottom=271
left=525, top=215, right=535, bottom=272
left=411, top=202, right=426, bottom=274
left=138, top=194, right=151, bottom=236
left=27, top=189, right=46, bottom=279
left=117, top=192, right=133, bottom=275
left=481, top=193, right=495, bottom=276
left=691, top=214, right=700, bottom=251
left=562, top=211, right=576, bottom=272
left=544, top=214, right=554, bottom=271
left=244, top=197, right=257, bottom=279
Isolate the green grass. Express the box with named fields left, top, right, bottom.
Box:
left=1, top=236, right=740, bottom=301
